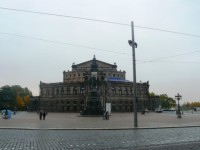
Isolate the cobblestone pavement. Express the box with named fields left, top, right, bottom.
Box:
left=1, top=111, right=200, bottom=149
left=0, top=127, right=200, bottom=150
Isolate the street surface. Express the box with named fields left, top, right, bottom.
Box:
left=1, top=111, right=200, bottom=129
left=0, top=128, right=200, bottom=150
left=0, top=111, right=200, bottom=149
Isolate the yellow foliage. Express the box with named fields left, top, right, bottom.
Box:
left=191, top=102, right=200, bottom=108
left=24, top=96, right=30, bottom=105
left=16, top=96, right=25, bottom=108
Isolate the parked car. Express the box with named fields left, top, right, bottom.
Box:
left=155, top=108, right=163, bottom=113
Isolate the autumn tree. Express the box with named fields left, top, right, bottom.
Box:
left=191, top=102, right=200, bottom=108
left=0, top=85, right=32, bottom=110
left=16, top=95, right=25, bottom=108
left=24, top=95, right=30, bottom=106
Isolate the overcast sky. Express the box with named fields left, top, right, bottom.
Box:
left=0, top=0, right=199, bottom=103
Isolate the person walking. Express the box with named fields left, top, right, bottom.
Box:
left=105, top=111, right=109, bottom=120
left=39, top=111, right=42, bottom=120
left=42, top=111, right=46, bottom=120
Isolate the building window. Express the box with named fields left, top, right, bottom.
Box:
left=46, top=89, right=49, bottom=96
left=80, top=87, right=84, bottom=94
left=56, top=88, right=59, bottom=95
left=124, top=88, right=128, bottom=95
left=74, top=74, right=76, bottom=77
left=112, top=88, right=116, bottom=95
left=130, top=88, right=133, bottom=95
left=119, top=87, right=122, bottom=95
left=113, top=74, right=115, bottom=77
left=73, top=87, right=77, bottom=95
left=61, top=88, right=64, bottom=95
left=67, top=87, right=70, bottom=95
left=78, top=73, right=80, bottom=76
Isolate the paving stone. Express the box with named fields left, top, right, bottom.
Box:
left=0, top=128, right=199, bottom=149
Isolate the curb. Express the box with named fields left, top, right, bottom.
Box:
left=1, top=125, right=200, bottom=130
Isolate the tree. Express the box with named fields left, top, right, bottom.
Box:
left=149, top=92, right=157, bottom=97
left=0, top=85, right=32, bottom=110
left=191, top=102, right=200, bottom=108
left=160, top=94, right=176, bottom=109
left=24, top=95, right=30, bottom=106
left=0, top=86, right=16, bottom=109
left=182, top=102, right=191, bottom=110
left=16, top=96, right=25, bottom=108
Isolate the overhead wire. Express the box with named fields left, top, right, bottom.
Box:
left=0, top=31, right=130, bottom=55
left=137, top=51, right=200, bottom=64
left=0, top=7, right=130, bottom=26
left=0, top=6, right=200, bottom=64
left=1, top=30, right=199, bottom=65
left=0, top=6, right=200, bottom=37
left=137, top=60, right=200, bottom=64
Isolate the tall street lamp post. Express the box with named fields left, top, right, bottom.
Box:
left=128, top=21, right=138, bottom=127
left=104, top=77, right=108, bottom=112
left=175, top=93, right=182, bottom=118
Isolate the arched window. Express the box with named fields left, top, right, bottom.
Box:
left=73, top=87, right=77, bottom=95
left=130, top=88, right=133, bottom=95
left=67, top=87, right=70, bottom=95
left=46, top=89, right=49, bottom=96
left=56, top=88, right=59, bottom=95
left=61, top=88, right=64, bottom=95
left=119, top=87, right=122, bottom=95
left=112, top=87, right=116, bottom=95
left=124, top=88, right=128, bottom=95
left=80, top=87, right=84, bottom=94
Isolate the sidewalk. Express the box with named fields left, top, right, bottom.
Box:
left=1, top=111, right=200, bottom=129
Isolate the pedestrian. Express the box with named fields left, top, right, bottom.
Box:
left=105, top=111, right=109, bottom=120
left=103, top=111, right=106, bottom=120
left=42, top=111, right=46, bottom=120
left=39, top=111, right=42, bottom=120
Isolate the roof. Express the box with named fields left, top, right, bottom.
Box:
left=107, top=77, right=131, bottom=82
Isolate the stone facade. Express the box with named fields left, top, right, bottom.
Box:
left=38, top=56, right=150, bottom=112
